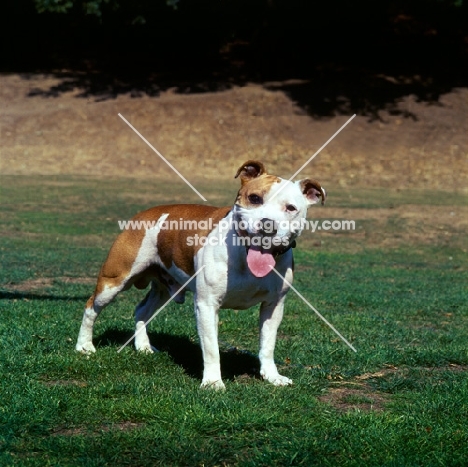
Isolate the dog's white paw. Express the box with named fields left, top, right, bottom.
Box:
left=135, top=343, right=158, bottom=354
left=271, top=375, right=293, bottom=386
left=76, top=342, right=96, bottom=354
left=200, top=379, right=226, bottom=391
left=261, top=369, right=293, bottom=386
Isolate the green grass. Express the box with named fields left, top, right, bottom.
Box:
left=1, top=175, right=467, bottom=466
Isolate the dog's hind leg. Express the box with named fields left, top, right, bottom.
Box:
left=76, top=296, right=101, bottom=354
left=76, top=214, right=165, bottom=354
left=76, top=277, right=128, bottom=353
left=134, top=281, right=170, bottom=353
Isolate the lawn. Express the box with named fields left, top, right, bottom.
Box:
left=1, top=175, right=467, bottom=466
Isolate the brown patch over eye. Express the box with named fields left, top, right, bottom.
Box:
left=235, top=175, right=281, bottom=207
left=248, top=194, right=263, bottom=205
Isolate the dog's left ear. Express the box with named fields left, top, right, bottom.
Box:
left=234, top=160, right=267, bottom=185
left=298, top=179, right=326, bottom=205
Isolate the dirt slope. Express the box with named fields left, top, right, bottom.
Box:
left=1, top=73, right=467, bottom=192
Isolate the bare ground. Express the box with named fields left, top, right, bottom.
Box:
left=1, top=73, right=467, bottom=192
left=319, top=364, right=468, bottom=413
left=6, top=276, right=95, bottom=292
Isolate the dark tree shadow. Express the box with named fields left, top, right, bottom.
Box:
left=23, top=70, right=237, bottom=102
left=265, top=73, right=423, bottom=122
left=2, top=0, right=467, bottom=120
left=95, top=329, right=261, bottom=382
left=19, top=63, right=460, bottom=121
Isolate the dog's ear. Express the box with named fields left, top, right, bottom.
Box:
left=299, top=179, right=326, bottom=205
left=234, top=160, right=267, bottom=185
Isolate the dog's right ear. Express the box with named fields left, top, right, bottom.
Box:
left=234, top=160, right=267, bottom=185
left=299, top=179, right=327, bottom=205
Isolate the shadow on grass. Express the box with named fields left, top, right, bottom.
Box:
left=95, top=329, right=261, bottom=382
left=0, top=290, right=89, bottom=301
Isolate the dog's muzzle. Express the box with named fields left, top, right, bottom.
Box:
left=235, top=217, right=297, bottom=278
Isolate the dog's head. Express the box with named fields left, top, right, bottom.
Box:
left=232, top=160, right=326, bottom=277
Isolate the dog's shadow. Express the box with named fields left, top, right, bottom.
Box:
left=95, top=329, right=261, bottom=382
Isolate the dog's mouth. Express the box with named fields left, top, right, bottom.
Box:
left=237, top=228, right=294, bottom=278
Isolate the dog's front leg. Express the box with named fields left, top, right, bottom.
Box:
left=195, top=301, right=225, bottom=390
left=259, top=299, right=293, bottom=386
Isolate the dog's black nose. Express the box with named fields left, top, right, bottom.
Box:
left=260, top=218, right=278, bottom=236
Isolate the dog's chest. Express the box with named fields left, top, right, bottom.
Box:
left=220, top=288, right=270, bottom=310
left=219, top=273, right=277, bottom=310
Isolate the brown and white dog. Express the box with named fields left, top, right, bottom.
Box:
left=76, top=160, right=326, bottom=390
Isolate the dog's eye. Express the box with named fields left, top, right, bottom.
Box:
left=248, top=194, right=263, bottom=205
left=286, top=204, right=297, bottom=212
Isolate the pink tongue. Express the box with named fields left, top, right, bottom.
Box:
left=247, top=247, right=276, bottom=277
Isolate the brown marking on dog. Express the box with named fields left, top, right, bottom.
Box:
left=88, top=204, right=232, bottom=304
left=234, top=160, right=267, bottom=185
left=86, top=295, right=95, bottom=309
left=235, top=175, right=282, bottom=208
left=93, top=224, right=147, bottom=296
left=154, top=204, right=231, bottom=276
